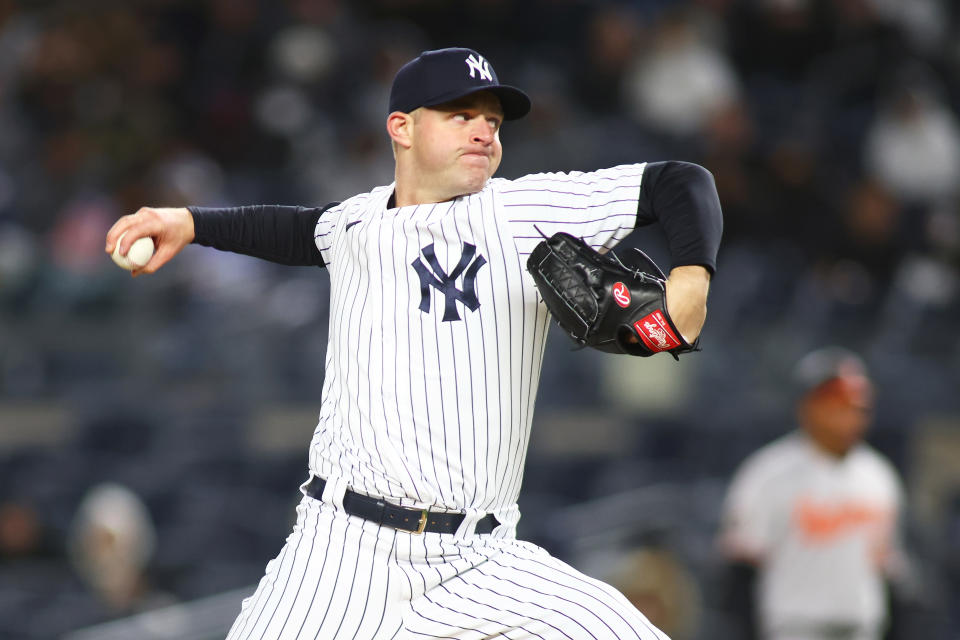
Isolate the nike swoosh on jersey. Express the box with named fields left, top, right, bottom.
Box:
left=345, top=220, right=361, bottom=231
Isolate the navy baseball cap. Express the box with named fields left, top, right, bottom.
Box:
left=389, top=48, right=531, bottom=120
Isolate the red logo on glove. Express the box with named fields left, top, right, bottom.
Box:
left=633, top=311, right=682, bottom=352
left=612, top=282, right=631, bottom=308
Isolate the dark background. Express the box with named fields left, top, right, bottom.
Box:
left=0, top=0, right=959, bottom=638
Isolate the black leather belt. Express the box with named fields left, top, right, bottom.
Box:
left=305, top=476, right=500, bottom=535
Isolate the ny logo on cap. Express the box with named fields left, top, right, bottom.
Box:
left=465, top=53, right=493, bottom=82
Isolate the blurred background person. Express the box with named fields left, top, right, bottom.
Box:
left=67, top=482, right=175, bottom=619
left=604, top=543, right=703, bottom=640
left=716, top=347, right=911, bottom=640
left=863, top=74, right=960, bottom=208
left=624, top=6, right=741, bottom=146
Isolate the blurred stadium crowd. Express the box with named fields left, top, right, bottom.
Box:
left=1, top=0, right=959, bottom=638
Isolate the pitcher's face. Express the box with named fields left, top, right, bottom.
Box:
left=407, top=91, right=504, bottom=200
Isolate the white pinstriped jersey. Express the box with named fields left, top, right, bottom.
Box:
left=309, top=163, right=647, bottom=526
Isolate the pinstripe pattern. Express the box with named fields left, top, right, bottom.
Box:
left=229, top=163, right=664, bottom=639
left=308, top=163, right=646, bottom=521
left=403, top=537, right=670, bottom=640
left=228, top=497, right=669, bottom=640
left=227, top=498, right=402, bottom=640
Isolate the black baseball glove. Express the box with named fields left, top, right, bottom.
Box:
left=526, top=232, right=699, bottom=358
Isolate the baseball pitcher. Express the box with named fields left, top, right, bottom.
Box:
left=105, top=47, right=723, bottom=639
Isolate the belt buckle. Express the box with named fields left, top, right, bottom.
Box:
left=413, top=509, right=428, bottom=535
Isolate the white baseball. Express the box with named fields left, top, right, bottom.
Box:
left=111, top=231, right=155, bottom=271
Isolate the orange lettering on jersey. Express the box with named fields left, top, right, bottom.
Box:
left=793, top=497, right=891, bottom=544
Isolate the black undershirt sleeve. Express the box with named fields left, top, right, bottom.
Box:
left=636, top=161, right=723, bottom=274
left=187, top=203, right=338, bottom=267
left=185, top=165, right=722, bottom=271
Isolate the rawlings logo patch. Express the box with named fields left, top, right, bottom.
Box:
left=612, top=282, right=631, bottom=308
left=633, top=311, right=682, bottom=352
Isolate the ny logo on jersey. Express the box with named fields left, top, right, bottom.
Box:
left=412, top=243, right=487, bottom=322
left=465, top=53, right=493, bottom=82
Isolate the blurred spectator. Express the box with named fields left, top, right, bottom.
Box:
left=757, top=136, right=838, bottom=249
left=0, top=492, right=82, bottom=639
left=0, top=223, right=40, bottom=305
left=864, top=0, right=948, bottom=55
left=41, top=192, right=123, bottom=310
left=47, top=194, right=120, bottom=276
left=725, top=0, right=834, bottom=83
left=624, top=7, right=740, bottom=140
left=67, top=482, right=175, bottom=616
left=0, top=499, right=53, bottom=562
left=570, top=5, right=643, bottom=116
left=811, top=178, right=907, bottom=308
left=863, top=80, right=960, bottom=206
left=716, top=347, right=912, bottom=640
left=604, top=545, right=703, bottom=640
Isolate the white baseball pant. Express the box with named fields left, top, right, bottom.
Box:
left=225, top=489, right=670, bottom=640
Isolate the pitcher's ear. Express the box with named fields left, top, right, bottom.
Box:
left=387, top=111, right=413, bottom=149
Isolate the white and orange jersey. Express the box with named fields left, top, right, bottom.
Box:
left=719, top=431, right=904, bottom=634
